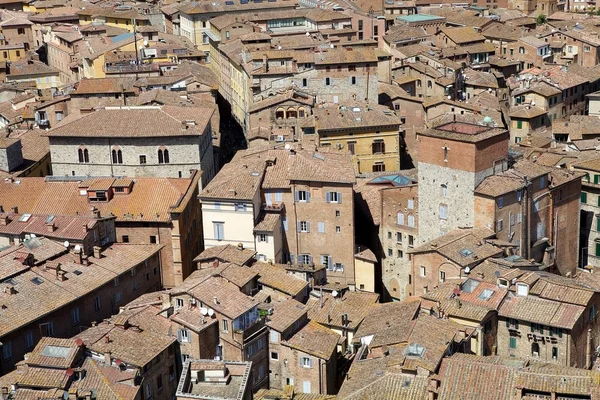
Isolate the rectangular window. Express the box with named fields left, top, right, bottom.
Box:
left=178, top=329, right=191, bottom=343
left=497, top=219, right=503, bottom=232
left=326, top=191, right=342, bottom=203
left=114, top=276, right=120, bottom=287
left=351, top=76, right=357, bottom=85
left=114, top=292, right=121, bottom=303
left=303, top=381, right=311, bottom=393
left=2, top=342, right=11, bottom=360
left=388, top=248, right=393, bottom=257
left=408, top=235, right=414, bottom=246
left=497, top=197, right=504, bottom=209
left=213, top=222, right=225, bottom=241
left=509, top=337, right=517, bottom=350
left=325, top=77, right=331, bottom=86
left=372, top=140, right=385, bottom=154
left=295, top=190, right=310, bottom=202
left=439, top=204, right=448, bottom=220
left=122, top=235, right=129, bottom=243
left=317, top=221, right=325, bottom=233
left=301, top=357, right=313, bottom=368
left=302, top=78, right=308, bottom=87
left=176, top=298, right=184, bottom=309
left=94, top=296, right=101, bottom=311
left=408, top=199, right=414, bottom=209
left=396, top=232, right=402, bottom=243
left=517, top=120, right=523, bottom=129
left=420, top=266, right=426, bottom=277
left=270, top=330, right=279, bottom=343
left=150, top=235, right=157, bottom=244
left=71, top=308, right=80, bottom=325
left=299, top=221, right=309, bottom=232
left=271, top=351, right=279, bottom=360
left=398, top=249, right=403, bottom=258
left=24, top=331, right=33, bottom=349
left=321, top=255, right=331, bottom=269
left=222, top=319, right=229, bottom=332
left=139, top=155, right=147, bottom=164
left=440, top=271, right=445, bottom=282
left=582, top=192, right=588, bottom=203
left=407, top=215, right=415, bottom=227
left=347, top=141, right=356, bottom=155
left=40, top=322, right=53, bottom=336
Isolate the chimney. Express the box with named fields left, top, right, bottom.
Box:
left=161, top=292, right=171, bottom=310
left=103, top=350, right=111, bottom=364
left=213, top=296, right=218, bottom=305
left=3, top=285, right=16, bottom=295
left=11, top=206, right=17, bottom=214
left=90, top=207, right=100, bottom=219
left=46, top=222, right=56, bottom=232
left=237, top=243, right=243, bottom=250
left=83, top=223, right=89, bottom=234
left=93, top=246, right=102, bottom=259
left=57, top=271, right=67, bottom=281
left=73, top=249, right=83, bottom=265
left=0, top=215, right=10, bottom=226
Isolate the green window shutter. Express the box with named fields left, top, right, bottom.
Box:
left=531, top=323, right=535, bottom=332
left=506, top=318, right=510, bottom=327
left=597, top=218, right=600, bottom=232
left=510, top=337, right=517, bottom=349
left=597, top=196, right=600, bottom=207
left=582, top=192, right=588, bottom=203
left=517, top=120, right=523, bottom=129
left=595, top=175, right=599, bottom=184
left=558, top=329, right=563, bottom=338
left=596, top=243, right=600, bottom=257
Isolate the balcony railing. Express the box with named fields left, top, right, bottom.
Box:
left=233, top=318, right=266, bottom=344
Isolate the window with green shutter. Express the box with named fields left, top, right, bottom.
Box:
left=596, top=243, right=600, bottom=257
left=517, top=120, right=523, bottom=129
left=597, top=218, right=600, bottom=232
left=595, top=175, right=599, bottom=184
left=510, top=337, right=517, bottom=349
left=582, top=192, right=588, bottom=203
left=597, top=196, right=600, bottom=207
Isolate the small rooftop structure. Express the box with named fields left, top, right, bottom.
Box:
left=176, top=359, right=252, bottom=400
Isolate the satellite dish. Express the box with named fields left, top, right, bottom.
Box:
left=143, top=39, right=149, bottom=46
left=74, top=244, right=81, bottom=252
left=284, top=143, right=291, bottom=150
left=330, top=44, right=334, bottom=48
left=332, top=290, right=338, bottom=297
left=63, top=241, right=70, bottom=248
left=464, top=266, right=471, bottom=274
left=208, top=308, right=214, bottom=317
left=200, top=307, right=208, bottom=316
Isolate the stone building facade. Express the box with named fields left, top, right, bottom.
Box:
left=380, top=182, right=418, bottom=300
left=417, top=122, right=509, bottom=245
left=47, top=106, right=216, bottom=186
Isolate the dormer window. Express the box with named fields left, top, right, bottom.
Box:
left=516, top=283, right=528, bottom=296
left=498, top=278, right=508, bottom=288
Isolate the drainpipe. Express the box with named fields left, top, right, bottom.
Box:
left=587, top=328, right=592, bottom=369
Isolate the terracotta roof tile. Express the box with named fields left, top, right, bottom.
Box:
left=284, top=320, right=338, bottom=359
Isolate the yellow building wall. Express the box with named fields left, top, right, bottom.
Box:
left=355, top=258, right=375, bottom=293
left=320, top=130, right=400, bottom=174
left=230, top=62, right=248, bottom=128
left=0, top=48, right=25, bottom=62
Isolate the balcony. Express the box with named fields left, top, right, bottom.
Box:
left=233, top=318, right=266, bottom=344
left=262, top=202, right=284, bottom=212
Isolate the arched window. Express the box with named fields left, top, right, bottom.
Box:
left=78, top=147, right=89, bottom=163
left=111, top=147, right=123, bottom=164
left=287, top=108, right=297, bottom=119
left=519, top=47, right=525, bottom=54
left=407, top=214, right=415, bottom=227
left=531, top=342, right=540, bottom=357
left=158, top=148, right=170, bottom=164
left=275, top=108, right=285, bottom=119
left=397, top=212, right=404, bottom=225
left=427, top=80, right=432, bottom=89
left=298, top=107, right=306, bottom=118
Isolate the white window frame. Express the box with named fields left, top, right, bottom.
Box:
left=420, top=266, right=426, bottom=277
